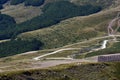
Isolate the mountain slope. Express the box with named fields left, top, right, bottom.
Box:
left=17, top=6, right=120, bottom=49
left=0, top=1, right=102, bottom=40
left=0, top=62, right=119, bottom=80
left=71, top=0, right=116, bottom=9
left=0, top=0, right=104, bottom=58
left=0, top=0, right=119, bottom=58
left=1, top=3, right=42, bottom=23
left=0, top=0, right=118, bottom=23
left=0, top=0, right=120, bottom=79
left=0, top=0, right=54, bottom=23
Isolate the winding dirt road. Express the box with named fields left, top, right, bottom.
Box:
left=33, top=48, right=81, bottom=60
left=33, top=35, right=120, bottom=60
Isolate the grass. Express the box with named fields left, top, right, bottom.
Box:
left=0, top=0, right=62, bottom=23
left=72, top=0, right=116, bottom=8
left=0, top=36, right=106, bottom=72
left=1, top=3, right=42, bottom=23
left=0, top=48, right=56, bottom=62
left=0, top=34, right=118, bottom=71
left=45, top=50, right=80, bottom=58
left=112, top=62, right=120, bottom=79
left=85, top=41, right=120, bottom=58
left=0, top=0, right=117, bottom=50
left=1, top=0, right=115, bottom=24
left=17, top=5, right=120, bottom=49
left=0, top=49, right=58, bottom=72
left=0, top=1, right=120, bottom=79
left=44, top=38, right=108, bottom=58
left=0, top=62, right=119, bottom=80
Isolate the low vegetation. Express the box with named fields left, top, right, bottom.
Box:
left=24, top=0, right=45, bottom=6
left=0, top=1, right=102, bottom=40
left=1, top=3, right=42, bottom=23
left=18, top=6, right=118, bottom=49
left=0, top=14, right=16, bottom=40
left=0, top=0, right=8, bottom=4
left=85, top=42, right=120, bottom=57
left=0, top=62, right=119, bottom=80
left=10, top=0, right=25, bottom=5
left=0, top=1, right=119, bottom=79
left=0, top=0, right=103, bottom=58
left=0, top=0, right=9, bottom=9
left=73, top=0, right=115, bottom=9
left=0, top=14, right=16, bottom=30
left=0, top=39, right=43, bottom=58
left=10, top=0, right=45, bottom=6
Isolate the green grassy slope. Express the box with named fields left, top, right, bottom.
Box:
left=0, top=0, right=104, bottom=58
left=0, top=62, right=119, bottom=80
left=17, top=6, right=120, bottom=49
left=71, top=0, right=116, bottom=8
left=0, top=1, right=102, bottom=39
left=85, top=41, right=120, bottom=58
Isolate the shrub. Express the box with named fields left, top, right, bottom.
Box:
left=25, top=0, right=44, bottom=6
left=10, top=0, right=25, bottom=5
left=0, top=39, right=43, bottom=58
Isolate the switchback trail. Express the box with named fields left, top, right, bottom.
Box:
left=33, top=35, right=120, bottom=60
left=33, top=48, right=81, bottom=60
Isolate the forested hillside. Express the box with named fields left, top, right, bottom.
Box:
left=10, top=0, right=25, bottom=5
left=0, top=1, right=102, bottom=40
left=0, top=39, right=43, bottom=58
left=18, top=6, right=118, bottom=49
left=0, top=0, right=45, bottom=7
left=0, top=0, right=118, bottom=58
left=11, top=0, right=45, bottom=6
left=0, top=14, right=16, bottom=30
